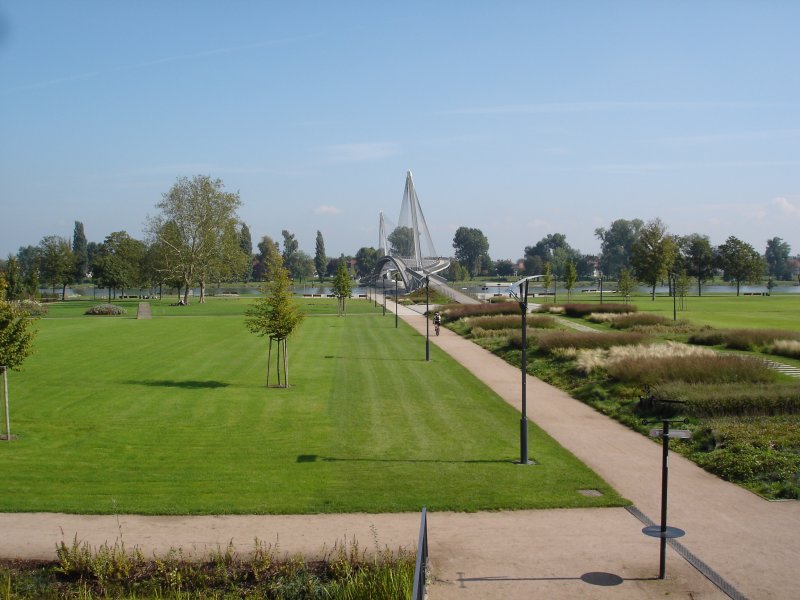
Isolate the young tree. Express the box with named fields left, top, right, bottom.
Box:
left=0, top=287, right=39, bottom=441
left=72, top=221, right=89, bottom=282
left=617, top=268, right=635, bottom=303
left=331, top=260, right=352, bottom=316
left=453, top=227, right=490, bottom=277
left=564, top=259, right=577, bottom=301
left=630, top=219, right=677, bottom=300
left=676, top=269, right=691, bottom=310
left=147, top=175, right=242, bottom=305
left=717, top=236, right=764, bottom=295
left=314, top=231, right=326, bottom=282
left=542, top=262, right=552, bottom=302
left=245, top=264, right=305, bottom=388
left=3, top=257, right=24, bottom=301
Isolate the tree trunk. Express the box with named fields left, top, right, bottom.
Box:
left=651, top=283, right=656, bottom=300
left=736, top=280, right=741, bottom=296
left=183, top=278, right=191, bottom=305
left=108, top=287, right=112, bottom=302
left=199, top=280, right=206, bottom=303
left=61, top=283, right=67, bottom=301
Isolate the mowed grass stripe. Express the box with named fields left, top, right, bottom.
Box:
left=1, top=300, right=623, bottom=514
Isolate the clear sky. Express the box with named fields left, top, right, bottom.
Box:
left=1, top=1, right=798, bottom=262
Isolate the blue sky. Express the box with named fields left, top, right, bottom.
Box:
left=1, top=1, right=798, bottom=262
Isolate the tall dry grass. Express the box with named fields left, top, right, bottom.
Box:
left=575, top=341, right=714, bottom=374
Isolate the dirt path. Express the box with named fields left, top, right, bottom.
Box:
left=1, top=299, right=796, bottom=599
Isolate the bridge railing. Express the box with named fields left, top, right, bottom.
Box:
left=411, top=507, right=428, bottom=600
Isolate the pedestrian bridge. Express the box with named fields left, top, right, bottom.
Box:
left=365, top=171, right=450, bottom=292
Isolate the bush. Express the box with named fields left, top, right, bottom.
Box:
left=530, top=330, right=648, bottom=354
left=608, top=313, right=669, bottom=329
left=11, top=299, right=49, bottom=316
left=650, top=382, right=800, bottom=417
left=689, top=328, right=800, bottom=350
left=562, top=303, right=636, bottom=317
left=768, top=340, right=800, bottom=360
left=442, top=302, right=519, bottom=322
left=695, top=445, right=800, bottom=485
left=466, top=314, right=557, bottom=332
left=85, top=304, right=127, bottom=316
left=606, top=354, right=776, bottom=385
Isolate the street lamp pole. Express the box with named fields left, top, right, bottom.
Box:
left=395, top=276, right=398, bottom=328
left=599, top=272, right=604, bottom=304
left=519, top=278, right=530, bottom=465
left=383, top=275, right=386, bottom=316
left=425, top=275, right=430, bottom=362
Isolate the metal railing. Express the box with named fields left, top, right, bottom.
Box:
left=411, top=507, right=428, bottom=600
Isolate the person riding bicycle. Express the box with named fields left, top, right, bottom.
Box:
left=433, top=311, right=442, bottom=335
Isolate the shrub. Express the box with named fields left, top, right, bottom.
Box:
left=695, top=445, right=800, bottom=484
left=608, top=313, right=669, bottom=329
left=562, top=303, right=636, bottom=317
left=530, top=330, right=648, bottom=354
left=85, top=304, right=127, bottom=316
left=466, top=314, right=557, bottom=332
left=575, top=341, right=713, bottom=374
left=650, top=382, right=800, bottom=417
left=606, top=354, right=775, bottom=385
left=11, top=299, right=49, bottom=316
left=689, top=328, right=800, bottom=350
left=768, top=340, right=800, bottom=360
left=442, top=302, right=519, bottom=322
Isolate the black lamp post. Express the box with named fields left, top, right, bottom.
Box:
left=395, top=276, right=398, bottom=328
left=508, top=275, right=538, bottom=465
left=425, top=275, right=430, bottom=362
left=382, top=275, right=386, bottom=316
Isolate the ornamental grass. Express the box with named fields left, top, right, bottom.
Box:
left=606, top=354, right=775, bottom=385
left=561, top=303, right=636, bottom=317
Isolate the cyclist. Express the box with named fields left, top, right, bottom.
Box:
left=433, top=311, right=442, bottom=336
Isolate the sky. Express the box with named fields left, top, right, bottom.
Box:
left=1, top=1, right=799, bottom=262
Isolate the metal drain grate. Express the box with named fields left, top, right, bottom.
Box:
left=625, top=505, right=749, bottom=600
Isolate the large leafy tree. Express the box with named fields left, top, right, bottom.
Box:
left=452, top=227, right=490, bottom=278
left=314, top=231, right=326, bottom=282
left=38, top=235, right=74, bottom=300
left=72, top=221, right=89, bottom=282
left=677, top=234, right=714, bottom=296
left=765, top=237, right=792, bottom=280
left=717, top=236, right=764, bottom=295
left=245, top=263, right=305, bottom=388
left=523, top=233, right=578, bottom=277
left=595, top=218, right=644, bottom=278
left=388, top=226, right=415, bottom=258
left=3, top=257, right=24, bottom=301
left=147, top=175, right=242, bottom=304
left=354, top=247, right=378, bottom=277
left=630, top=219, right=677, bottom=300
left=281, top=230, right=300, bottom=279
left=91, top=231, right=146, bottom=300
left=254, top=236, right=282, bottom=282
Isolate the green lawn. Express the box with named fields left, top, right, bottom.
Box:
left=1, top=299, right=622, bottom=514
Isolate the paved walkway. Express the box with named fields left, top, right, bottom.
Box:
left=1, top=298, right=797, bottom=599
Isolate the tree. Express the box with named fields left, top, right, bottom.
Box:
left=445, top=260, right=470, bottom=282
left=72, top=221, right=89, bottom=282
left=197, top=218, right=248, bottom=298
left=523, top=233, right=578, bottom=277
left=331, top=259, right=352, bottom=316
left=294, top=251, right=315, bottom=281
left=595, top=219, right=643, bottom=278
left=239, top=223, right=253, bottom=282
left=245, top=263, right=305, bottom=388
left=453, top=227, right=490, bottom=278
left=617, top=268, right=635, bottom=303
left=542, top=262, right=552, bottom=302
left=3, top=257, right=23, bottom=301
left=281, top=230, right=301, bottom=279
left=717, top=236, right=764, bottom=295
left=388, top=226, right=415, bottom=258
left=564, top=260, right=577, bottom=301
left=91, top=231, right=146, bottom=300
left=765, top=237, right=792, bottom=280
left=254, top=236, right=282, bottom=282
left=354, top=247, right=378, bottom=278
left=314, top=231, right=327, bottom=281
left=38, top=235, right=74, bottom=300
left=678, top=234, right=714, bottom=296
left=495, top=259, right=515, bottom=277
left=147, top=175, right=242, bottom=305
left=630, top=219, right=677, bottom=300
left=0, top=290, right=39, bottom=441
left=676, top=269, right=690, bottom=311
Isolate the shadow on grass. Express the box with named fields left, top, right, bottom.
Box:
left=297, top=454, right=514, bottom=465
left=128, top=379, right=230, bottom=389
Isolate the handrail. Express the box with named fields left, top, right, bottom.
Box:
left=411, top=507, right=428, bottom=600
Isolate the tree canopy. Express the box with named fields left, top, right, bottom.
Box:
left=630, top=218, right=677, bottom=300
left=314, top=231, right=326, bottom=281
left=717, top=236, right=764, bottom=295
left=595, top=218, right=643, bottom=278
left=452, top=227, right=489, bottom=277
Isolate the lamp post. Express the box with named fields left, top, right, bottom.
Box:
left=425, top=275, right=430, bottom=362
left=599, top=272, right=604, bottom=304
left=508, top=275, right=541, bottom=466
left=395, top=275, right=398, bottom=328
left=382, top=275, right=386, bottom=316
